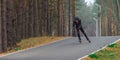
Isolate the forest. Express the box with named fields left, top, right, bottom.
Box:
left=0, top=0, right=75, bottom=52
left=0, top=0, right=120, bottom=52
left=76, top=0, right=120, bottom=36
left=96, top=0, right=120, bottom=36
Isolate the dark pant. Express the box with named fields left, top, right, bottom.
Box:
left=76, top=27, right=89, bottom=40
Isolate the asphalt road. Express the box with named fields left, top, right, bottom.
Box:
left=0, top=36, right=120, bottom=60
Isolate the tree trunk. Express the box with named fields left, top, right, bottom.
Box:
left=0, top=0, right=2, bottom=52
left=72, top=0, right=76, bottom=36
left=1, top=0, right=7, bottom=52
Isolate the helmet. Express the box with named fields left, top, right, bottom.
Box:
left=75, top=17, right=79, bottom=20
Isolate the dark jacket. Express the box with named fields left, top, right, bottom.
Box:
left=73, top=17, right=82, bottom=29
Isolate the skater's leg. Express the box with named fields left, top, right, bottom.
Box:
left=80, top=27, right=91, bottom=43
left=77, top=29, right=81, bottom=43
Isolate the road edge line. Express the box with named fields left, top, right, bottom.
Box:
left=78, top=38, right=120, bottom=60
left=0, top=37, right=71, bottom=58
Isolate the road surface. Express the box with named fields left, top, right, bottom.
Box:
left=0, top=36, right=120, bottom=60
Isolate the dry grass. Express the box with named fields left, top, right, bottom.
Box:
left=84, top=57, right=95, bottom=60
left=83, top=40, right=120, bottom=60
left=0, top=36, right=66, bottom=56
left=17, top=36, right=65, bottom=49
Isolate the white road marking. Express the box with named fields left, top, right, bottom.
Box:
left=78, top=39, right=120, bottom=60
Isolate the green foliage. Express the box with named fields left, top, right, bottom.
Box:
left=86, top=41, right=120, bottom=60
left=109, top=53, right=115, bottom=57
left=91, top=49, right=117, bottom=60
left=15, top=47, right=21, bottom=51
left=108, top=43, right=117, bottom=48
left=95, top=0, right=100, bottom=5
left=89, top=54, right=98, bottom=58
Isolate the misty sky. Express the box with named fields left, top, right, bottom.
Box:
left=85, top=0, right=95, bottom=5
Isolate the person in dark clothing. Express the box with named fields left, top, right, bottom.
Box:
left=73, top=17, right=91, bottom=43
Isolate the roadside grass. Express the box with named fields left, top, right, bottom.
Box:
left=84, top=40, right=120, bottom=60
left=0, top=36, right=66, bottom=56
